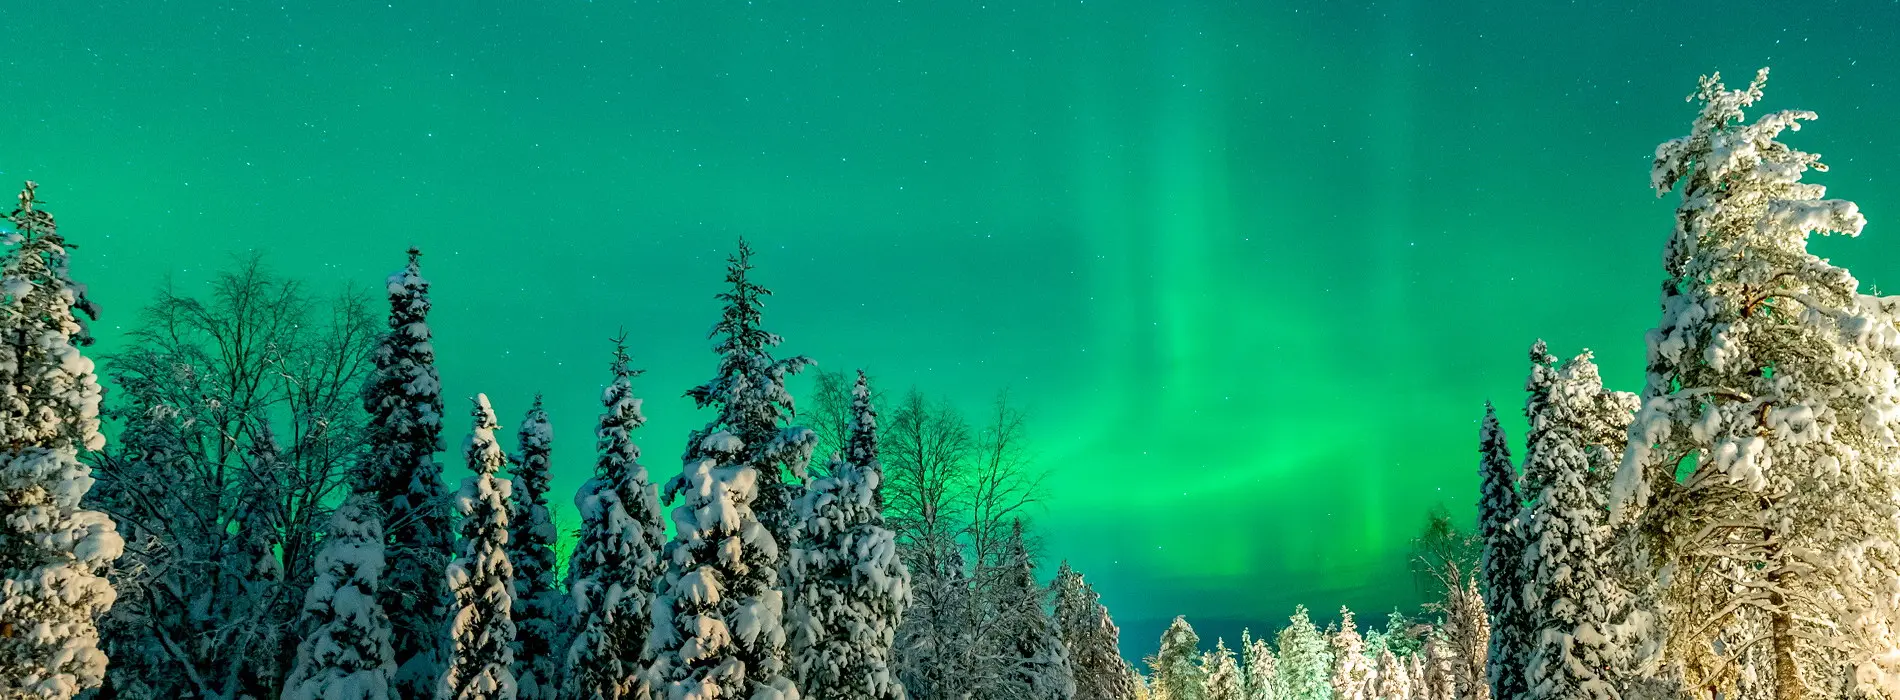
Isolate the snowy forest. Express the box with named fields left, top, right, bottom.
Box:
left=4, top=69, right=1900, bottom=700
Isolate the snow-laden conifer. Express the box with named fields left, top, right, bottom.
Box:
left=1203, top=639, right=1241, bottom=700
left=1329, top=609, right=1371, bottom=700
left=1373, top=649, right=1412, bottom=700
left=1272, top=607, right=1329, bottom=700
left=282, top=494, right=397, bottom=700
left=438, top=395, right=517, bottom=700
left=564, top=337, right=666, bottom=700
left=1240, top=630, right=1276, bottom=700
left=680, top=239, right=816, bottom=553
left=787, top=371, right=911, bottom=700
left=646, top=241, right=814, bottom=700
left=1475, top=401, right=1527, bottom=700
left=1053, top=563, right=1138, bottom=700
left=980, top=520, right=1074, bottom=700
left=508, top=396, right=564, bottom=700
left=895, top=547, right=974, bottom=700
left=1611, top=68, right=1900, bottom=696
left=362, top=247, right=452, bottom=692
left=1520, top=349, right=1633, bottom=700
left=0, top=181, right=123, bottom=699
left=1148, top=616, right=1203, bottom=700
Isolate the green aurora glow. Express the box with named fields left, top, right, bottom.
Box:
left=8, top=0, right=1900, bottom=650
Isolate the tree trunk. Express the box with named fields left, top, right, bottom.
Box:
left=1766, top=557, right=1802, bottom=700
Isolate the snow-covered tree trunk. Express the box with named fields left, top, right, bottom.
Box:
left=438, top=395, right=517, bottom=700
left=282, top=494, right=397, bottom=700
left=507, top=396, right=564, bottom=700
left=362, top=247, right=453, bottom=695
left=787, top=371, right=912, bottom=700
left=563, top=337, right=666, bottom=700
left=0, top=181, right=123, bottom=700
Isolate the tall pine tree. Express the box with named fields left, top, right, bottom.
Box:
left=1475, top=401, right=1528, bottom=700
left=0, top=181, right=123, bottom=699
left=680, top=238, right=817, bottom=551
left=649, top=241, right=813, bottom=700
left=1052, top=563, right=1138, bottom=700
left=787, top=371, right=912, bottom=700
left=1149, top=616, right=1203, bottom=700
left=362, top=247, right=452, bottom=693
left=1203, top=640, right=1241, bottom=700
left=1273, top=607, right=1329, bottom=700
left=980, top=520, right=1075, bottom=700
left=1329, top=609, right=1371, bottom=700
left=1239, top=630, right=1276, bottom=700
left=507, top=396, right=564, bottom=700
left=439, top=395, right=517, bottom=700
left=563, top=337, right=666, bottom=700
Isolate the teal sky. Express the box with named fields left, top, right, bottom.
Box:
left=9, top=0, right=1900, bottom=652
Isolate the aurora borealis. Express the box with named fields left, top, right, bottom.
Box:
left=8, top=0, right=1900, bottom=652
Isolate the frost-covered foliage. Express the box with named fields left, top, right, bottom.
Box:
left=681, top=238, right=817, bottom=554
left=1419, top=570, right=1487, bottom=700
left=1519, top=347, right=1633, bottom=700
left=507, top=396, right=564, bottom=700
left=439, top=395, right=517, bottom=700
left=1611, top=69, right=1900, bottom=696
left=1203, top=639, right=1241, bottom=700
left=1272, top=607, right=1329, bottom=700
left=645, top=240, right=814, bottom=700
left=361, top=247, right=453, bottom=693
left=1148, top=616, right=1203, bottom=700
left=91, top=254, right=378, bottom=700
left=1328, top=609, right=1370, bottom=700
left=1240, top=630, right=1276, bottom=700
left=1053, top=563, right=1138, bottom=700
left=1473, top=403, right=1526, bottom=700
left=563, top=338, right=666, bottom=700
left=282, top=494, right=397, bottom=700
left=894, top=545, right=974, bottom=700
left=976, top=520, right=1074, bottom=700
left=0, top=182, right=122, bottom=700
left=1373, top=650, right=1412, bottom=700
left=787, top=371, right=912, bottom=700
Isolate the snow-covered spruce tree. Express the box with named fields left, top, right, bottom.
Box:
left=0, top=181, right=123, bottom=699
left=282, top=494, right=398, bottom=700
left=1204, top=639, right=1242, bottom=700
left=361, top=247, right=453, bottom=692
left=562, top=337, right=666, bottom=700
left=1329, top=609, right=1371, bottom=700
left=976, top=520, right=1075, bottom=700
left=1148, top=616, right=1203, bottom=700
left=507, top=396, right=564, bottom=700
left=1240, top=630, right=1276, bottom=700
left=1272, top=607, right=1329, bottom=700
left=1053, top=563, right=1139, bottom=700
left=787, top=370, right=912, bottom=700
left=1373, top=650, right=1412, bottom=700
left=1474, top=402, right=1527, bottom=700
left=439, top=395, right=518, bottom=700
left=646, top=240, right=816, bottom=700
left=1519, top=349, right=1634, bottom=700
left=682, top=238, right=817, bottom=556
left=1609, top=69, right=1900, bottom=697
left=895, top=546, right=975, bottom=700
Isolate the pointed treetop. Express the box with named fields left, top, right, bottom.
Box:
left=465, top=394, right=506, bottom=477
left=846, top=369, right=880, bottom=469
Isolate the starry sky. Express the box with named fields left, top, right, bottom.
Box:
left=8, top=0, right=1900, bottom=655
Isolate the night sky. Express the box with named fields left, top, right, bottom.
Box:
left=9, top=0, right=1900, bottom=653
